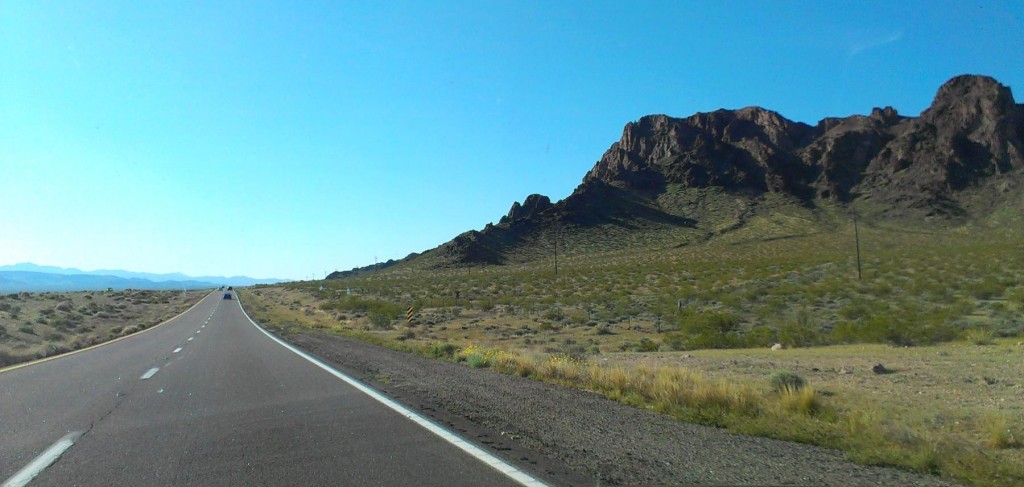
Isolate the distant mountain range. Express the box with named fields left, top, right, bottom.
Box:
left=329, top=74, right=1024, bottom=275
left=0, top=263, right=288, bottom=293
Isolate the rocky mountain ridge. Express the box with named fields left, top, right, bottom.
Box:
left=581, top=75, right=1022, bottom=209
left=330, top=74, right=1024, bottom=273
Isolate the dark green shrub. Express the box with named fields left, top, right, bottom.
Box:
left=429, top=343, right=458, bottom=359
left=770, top=371, right=806, bottom=392
left=778, top=322, right=821, bottom=348
left=635, top=338, right=660, bottom=352
left=680, top=312, right=740, bottom=335
left=662, top=332, right=687, bottom=351
left=685, top=330, right=741, bottom=349
left=369, top=311, right=393, bottom=329
left=971, top=278, right=1006, bottom=300
left=0, top=349, right=18, bottom=367
left=743, top=325, right=777, bottom=347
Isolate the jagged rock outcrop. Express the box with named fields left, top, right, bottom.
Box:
left=577, top=74, right=1022, bottom=214
left=499, top=194, right=552, bottom=224
left=800, top=107, right=906, bottom=200
left=583, top=108, right=817, bottom=197
left=434, top=229, right=509, bottom=266
left=858, top=75, right=1024, bottom=212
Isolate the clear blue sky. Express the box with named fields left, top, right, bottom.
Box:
left=2, top=1, right=1022, bottom=280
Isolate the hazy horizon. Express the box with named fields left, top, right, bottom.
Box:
left=0, top=262, right=287, bottom=281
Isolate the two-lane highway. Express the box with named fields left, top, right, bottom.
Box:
left=0, top=291, right=544, bottom=486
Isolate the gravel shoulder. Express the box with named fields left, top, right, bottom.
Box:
left=278, top=328, right=958, bottom=486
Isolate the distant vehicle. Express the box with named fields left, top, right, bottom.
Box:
left=227, top=286, right=233, bottom=290
left=223, top=293, right=232, bottom=300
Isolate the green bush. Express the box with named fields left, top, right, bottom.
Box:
left=1007, top=287, right=1024, bottom=306
left=770, top=371, right=806, bottom=392
left=660, top=332, right=686, bottom=350
left=672, top=312, right=743, bottom=349
left=742, top=325, right=777, bottom=347
left=466, top=352, right=491, bottom=368
left=685, top=331, right=742, bottom=349
left=368, top=311, right=393, bottom=329
left=542, top=308, right=565, bottom=321
left=831, top=309, right=958, bottom=346
left=635, top=338, right=660, bottom=352
left=322, top=296, right=404, bottom=319
left=477, top=297, right=496, bottom=311
left=962, top=327, right=996, bottom=345
left=429, top=343, right=458, bottom=359
left=971, top=278, right=1006, bottom=300
left=778, top=322, right=821, bottom=348
left=680, top=311, right=740, bottom=335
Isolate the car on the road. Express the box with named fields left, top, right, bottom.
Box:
left=223, top=293, right=232, bottom=300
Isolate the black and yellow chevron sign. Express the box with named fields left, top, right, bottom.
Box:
left=405, top=306, right=416, bottom=323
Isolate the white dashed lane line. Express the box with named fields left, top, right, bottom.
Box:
left=1, top=431, right=82, bottom=487
left=3, top=295, right=222, bottom=487
left=187, top=337, right=194, bottom=341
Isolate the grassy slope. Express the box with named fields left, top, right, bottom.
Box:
left=242, top=199, right=1024, bottom=486
left=0, top=289, right=206, bottom=367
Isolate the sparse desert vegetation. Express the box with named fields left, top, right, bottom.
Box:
left=0, top=289, right=206, bottom=368
left=241, top=219, right=1024, bottom=486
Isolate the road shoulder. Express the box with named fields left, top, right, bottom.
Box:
left=277, top=329, right=958, bottom=486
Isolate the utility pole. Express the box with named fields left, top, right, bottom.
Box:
left=853, top=211, right=862, bottom=281
left=553, top=225, right=559, bottom=276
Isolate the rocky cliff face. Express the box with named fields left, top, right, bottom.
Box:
left=858, top=75, right=1024, bottom=212
left=579, top=75, right=1023, bottom=212
left=583, top=108, right=816, bottom=197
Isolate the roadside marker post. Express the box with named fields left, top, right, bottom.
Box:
left=406, top=306, right=416, bottom=324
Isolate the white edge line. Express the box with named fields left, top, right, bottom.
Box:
left=2, top=431, right=82, bottom=487
left=140, top=367, right=159, bottom=380
left=173, top=347, right=182, bottom=353
left=235, top=296, right=548, bottom=487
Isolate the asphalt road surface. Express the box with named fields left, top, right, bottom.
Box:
left=0, top=292, right=544, bottom=486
